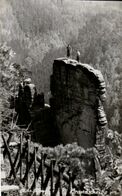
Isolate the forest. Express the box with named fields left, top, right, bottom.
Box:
left=0, top=0, right=122, bottom=195
left=0, top=0, right=122, bottom=133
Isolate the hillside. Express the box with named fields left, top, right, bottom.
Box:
left=0, top=0, right=122, bottom=133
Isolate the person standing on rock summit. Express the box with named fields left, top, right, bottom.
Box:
left=76, top=50, right=80, bottom=62
left=67, top=44, right=72, bottom=58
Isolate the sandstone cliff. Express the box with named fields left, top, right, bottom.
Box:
left=50, top=57, right=107, bottom=167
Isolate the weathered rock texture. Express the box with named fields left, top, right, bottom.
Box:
left=13, top=57, right=108, bottom=166
left=30, top=105, right=59, bottom=147
left=50, top=57, right=107, bottom=166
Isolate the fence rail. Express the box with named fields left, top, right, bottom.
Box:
left=1, top=133, right=99, bottom=196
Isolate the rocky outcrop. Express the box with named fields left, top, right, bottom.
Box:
left=13, top=57, right=108, bottom=166
left=14, top=80, right=58, bottom=146
left=50, top=57, right=107, bottom=167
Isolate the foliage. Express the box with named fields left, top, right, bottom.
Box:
left=0, top=0, right=120, bottom=132
left=0, top=43, right=30, bottom=131
left=2, top=129, right=122, bottom=195
left=70, top=10, right=122, bottom=133
left=0, top=1, right=122, bottom=195
left=97, top=129, right=122, bottom=196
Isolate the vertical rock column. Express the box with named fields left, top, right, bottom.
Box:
left=50, top=57, right=108, bottom=168
left=50, top=58, right=98, bottom=148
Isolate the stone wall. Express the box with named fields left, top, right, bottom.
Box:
left=50, top=57, right=107, bottom=166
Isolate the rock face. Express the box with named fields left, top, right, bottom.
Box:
left=30, top=105, right=59, bottom=147
left=15, top=79, right=37, bottom=126
left=50, top=57, right=107, bottom=165
left=15, top=80, right=58, bottom=146
left=13, top=58, right=108, bottom=166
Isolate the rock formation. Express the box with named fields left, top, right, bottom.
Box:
left=13, top=58, right=108, bottom=166
left=50, top=57, right=107, bottom=167
left=14, top=79, right=58, bottom=146
left=15, top=78, right=37, bottom=126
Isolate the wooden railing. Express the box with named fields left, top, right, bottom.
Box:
left=2, top=133, right=99, bottom=196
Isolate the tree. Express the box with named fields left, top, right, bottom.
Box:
left=0, top=43, right=30, bottom=131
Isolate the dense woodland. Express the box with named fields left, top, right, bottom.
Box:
left=0, top=0, right=122, bottom=133
left=0, top=1, right=122, bottom=195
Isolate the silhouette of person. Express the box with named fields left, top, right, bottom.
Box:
left=76, top=51, right=80, bottom=62
left=67, top=44, right=72, bottom=58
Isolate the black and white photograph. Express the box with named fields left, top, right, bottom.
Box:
left=0, top=0, right=122, bottom=195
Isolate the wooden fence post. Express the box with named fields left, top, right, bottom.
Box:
left=41, top=153, right=44, bottom=191
left=50, top=159, right=55, bottom=196
left=15, top=143, right=27, bottom=176
left=67, top=170, right=73, bottom=196
left=22, top=150, right=35, bottom=185
left=2, top=134, right=17, bottom=180
left=26, top=138, right=30, bottom=189
left=40, top=153, right=45, bottom=196
left=30, top=153, right=47, bottom=192
left=9, top=144, right=20, bottom=178
left=59, top=164, right=63, bottom=196
left=50, top=160, right=54, bottom=196
left=20, top=132, right=23, bottom=180
left=3, top=132, right=12, bottom=158
left=34, top=146, right=37, bottom=191
left=53, top=163, right=65, bottom=196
